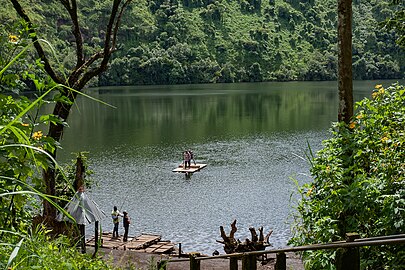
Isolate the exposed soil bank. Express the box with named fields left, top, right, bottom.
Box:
left=93, top=247, right=305, bottom=269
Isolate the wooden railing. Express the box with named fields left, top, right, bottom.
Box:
left=158, top=233, right=405, bottom=270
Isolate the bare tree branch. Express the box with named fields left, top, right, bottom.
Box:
left=59, top=0, right=85, bottom=71
left=74, top=0, right=132, bottom=89
left=59, top=0, right=70, bottom=8
left=9, top=0, right=133, bottom=221
left=112, top=0, right=132, bottom=50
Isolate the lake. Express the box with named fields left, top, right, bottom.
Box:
left=59, top=80, right=402, bottom=254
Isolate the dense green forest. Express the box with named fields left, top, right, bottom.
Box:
left=1, top=0, right=404, bottom=86
left=1, top=1, right=404, bottom=269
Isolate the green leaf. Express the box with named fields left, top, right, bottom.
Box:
left=40, top=114, right=63, bottom=125
left=7, top=238, right=24, bottom=268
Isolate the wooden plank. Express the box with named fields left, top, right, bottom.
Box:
left=145, top=247, right=158, bottom=252
left=154, top=245, right=175, bottom=253
left=86, top=233, right=174, bottom=254
left=101, top=234, right=125, bottom=249
left=125, top=234, right=161, bottom=250
left=144, top=241, right=174, bottom=253
left=177, top=163, right=207, bottom=169
left=178, top=164, right=205, bottom=168
left=87, top=233, right=124, bottom=249
left=173, top=163, right=207, bottom=173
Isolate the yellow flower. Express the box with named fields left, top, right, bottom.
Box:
left=379, top=88, right=385, bottom=94
left=356, top=114, right=363, bottom=119
left=32, top=131, right=43, bottom=140
left=8, top=34, right=18, bottom=43
left=349, top=122, right=356, bottom=129
left=381, top=136, right=389, bottom=143
left=307, top=186, right=314, bottom=196
left=372, top=91, right=378, bottom=99
left=375, top=84, right=383, bottom=89
left=21, top=123, right=29, bottom=127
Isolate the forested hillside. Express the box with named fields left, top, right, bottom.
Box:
left=2, top=0, right=404, bottom=86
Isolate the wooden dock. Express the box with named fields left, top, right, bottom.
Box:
left=86, top=232, right=176, bottom=254
left=172, top=163, right=207, bottom=173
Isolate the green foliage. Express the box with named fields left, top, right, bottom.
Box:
left=0, top=25, right=117, bottom=269
left=290, top=83, right=405, bottom=269
left=2, top=0, right=403, bottom=86
left=0, top=91, right=58, bottom=230
left=0, top=92, right=109, bottom=269
left=107, top=0, right=404, bottom=84
left=380, top=0, right=405, bottom=48
left=1, top=225, right=112, bottom=269
left=0, top=21, right=44, bottom=93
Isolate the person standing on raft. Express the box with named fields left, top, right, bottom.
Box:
left=188, top=150, right=196, bottom=165
left=183, top=151, right=191, bottom=169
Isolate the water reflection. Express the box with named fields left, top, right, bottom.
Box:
left=59, top=80, right=401, bottom=253
left=66, top=82, right=340, bottom=151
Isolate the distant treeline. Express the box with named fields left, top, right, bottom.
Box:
left=3, top=0, right=404, bottom=86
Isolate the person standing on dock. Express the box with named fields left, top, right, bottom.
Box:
left=111, top=206, right=122, bottom=238
left=123, top=211, right=131, bottom=242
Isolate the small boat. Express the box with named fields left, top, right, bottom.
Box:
left=172, top=163, right=207, bottom=173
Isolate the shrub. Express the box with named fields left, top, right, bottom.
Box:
left=290, top=83, right=405, bottom=269
left=1, top=225, right=112, bottom=269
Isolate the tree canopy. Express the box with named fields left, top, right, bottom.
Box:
left=5, top=0, right=133, bottom=220
left=1, top=0, right=404, bottom=86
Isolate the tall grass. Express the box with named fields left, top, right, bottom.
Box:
left=0, top=37, right=116, bottom=270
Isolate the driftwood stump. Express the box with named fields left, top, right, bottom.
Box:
left=217, top=219, right=272, bottom=254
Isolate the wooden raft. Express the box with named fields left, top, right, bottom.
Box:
left=86, top=232, right=175, bottom=254
left=172, top=163, right=207, bottom=173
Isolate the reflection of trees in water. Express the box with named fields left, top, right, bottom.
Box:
left=65, top=82, right=371, bottom=150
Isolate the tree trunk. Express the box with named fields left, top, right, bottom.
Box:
left=74, top=154, right=85, bottom=191
left=338, top=0, right=353, bottom=124
left=10, top=0, right=132, bottom=221
left=217, top=220, right=272, bottom=254
left=43, top=168, right=57, bottom=218
left=43, top=101, right=73, bottom=218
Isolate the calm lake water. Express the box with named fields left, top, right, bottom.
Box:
left=60, top=80, right=402, bottom=254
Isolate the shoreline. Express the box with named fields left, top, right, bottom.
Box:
left=89, top=247, right=304, bottom=269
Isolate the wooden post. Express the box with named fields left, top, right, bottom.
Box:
left=189, top=252, right=200, bottom=270
left=229, top=257, right=238, bottom=270
left=79, top=224, right=86, bottom=253
left=242, top=253, right=256, bottom=270
left=178, top=243, right=182, bottom=258
left=335, top=233, right=360, bottom=270
left=274, top=252, right=286, bottom=270
left=92, top=221, right=99, bottom=257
